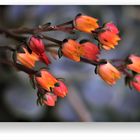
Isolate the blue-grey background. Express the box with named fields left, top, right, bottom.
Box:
left=0, top=5, right=140, bottom=122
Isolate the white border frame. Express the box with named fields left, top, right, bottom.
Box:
left=0, top=123, right=140, bottom=140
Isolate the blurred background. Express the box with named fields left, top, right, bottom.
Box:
left=0, top=5, right=140, bottom=122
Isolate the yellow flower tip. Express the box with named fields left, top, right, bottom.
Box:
left=17, top=47, right=39, bottom=68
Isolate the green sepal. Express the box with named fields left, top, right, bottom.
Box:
left=54, top=82, right=60, bottom=87
left=12, top=50, right=17, bottom=64
left=58, top=48, right=63, bottom=58
left=94, top=66, right=98, bottom=75
left=29, top=75, right=36, bottom=89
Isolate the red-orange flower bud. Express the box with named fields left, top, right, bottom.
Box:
left=80, top=41, right=100, bottom=61
left=17, top=47, right=39, bottom=68
left=105, top=22, right=119, bottom=34
left=29, top=36, right=51, bottom=65
left=74, top=14, right=99, bottom=33
left=127, top=55, right=140, bottom=73
left=53, top=81, right=68, bottom=98
left=131, top=75, right=140, bottom=92
left=62, top=39, right=84, bottom=62
left=98, top=30, right=120, bottom=50
left=98, top=62, right=121, bottom=85
left=29, top=36, right=45, bottom=54
left=39, top=52, right=51, bottom=65
left=35, top=69, right=58, bottom=91
left=43, top=93, right=57, bottom=106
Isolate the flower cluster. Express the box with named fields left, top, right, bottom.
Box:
left=1, top=13, right=140, bottom=108
left=17, top=36, right=68, bottom=106
left=59, top=14, right=140, bottom=91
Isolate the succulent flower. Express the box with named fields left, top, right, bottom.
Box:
left=97, top=62, right=121, bottom=85
left=74, top=14, right=99, bottom=33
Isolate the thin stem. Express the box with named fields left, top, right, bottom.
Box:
left=45, top=44, right=60, bottom=49
left=121, top=68, right=133, bottom=78
left=117, top=64, right=133, bottom=78
left=56, top=20, right=73, bottom=27
left=11, top=22, right=74, bottom=34
left=41, top=35, right=62, bottom=45
left=81, top=57, right=107, bottom=66
left=110, top=59, right=125, bottom=63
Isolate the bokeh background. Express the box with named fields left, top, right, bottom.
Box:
left=0, top=5, right=140, bottom=122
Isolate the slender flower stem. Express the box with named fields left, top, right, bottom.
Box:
left=81, top=57, right=107, bottom=66
left=45, top=43, right=60, bottom=48
left=117, top=64, right=133, bottom=78
left=41, top=35, right=62, bottom=45
left=56, top=20, right=73, bottom=27
left=121, top=69, right=133, bottom=78
left=110, top=59, right=125, bottom=63
left=10, top=21, right=74, bottom=34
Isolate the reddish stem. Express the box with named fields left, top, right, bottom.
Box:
left=110, top=59, right=125, bottom=63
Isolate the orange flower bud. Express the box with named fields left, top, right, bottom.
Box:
left=62, top=39, right=84, bottom=62
left=98, top=62, right=121, bottom=85
left=29, top=36, right=45, bottom=54
left=53, top=81, right=68, bottom=98
left=80, top=41, right=100, bottom=61
left=43, top=93, right=57, bottom=106
left=127, top=55, right=140, bottom=73
left=98, top=30, right=120, bottom=50
left=74, top=14, right=99, bottom=33
left=17, top=47, right=39, bottom=68
left=105, top=22, right=119, bottom=34
left=35, top=69, right=58, bottom=91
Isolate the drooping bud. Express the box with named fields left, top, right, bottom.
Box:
left=80, top=41, right=100, bottom=61
left=39, top=52, right=51, bottom=65
left=62, top=39, right=84, bottom=62
left=127, top=55, right=140, bottom=73
left=74, top=14, right=99, bottom=33
left=53, top=80, right=68, bottom=98
left=105, top=22, right=119, bottom=34
left=97, top=62, right=121, bottom=85
left=43, top=93, right=57, bottom=106
left=35, top=69, right=58, bottom=91
left=29, top=36, right=45, bottom=54
left=98, top=30, right=120, bottom=50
